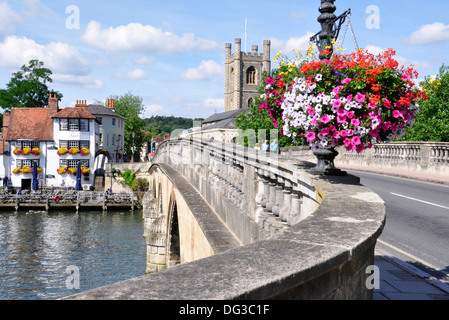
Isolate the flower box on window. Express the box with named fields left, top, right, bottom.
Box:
left=69, top=148, right=79, bottom=155
left=57, top=147, right=69, bottom=155
left=80, top=148, right=90, bottom=156
left=13, top=166, right=42, bottom=174
left=57, top=167, right=68, bottom=174
left=31, top=148, right=42, bottom=155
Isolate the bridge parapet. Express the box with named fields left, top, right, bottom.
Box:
left=64, top=137, right=386, bottom=300
left=152, top=138, right=322, bottom=242
left=282, top=142, right=449, bottom=179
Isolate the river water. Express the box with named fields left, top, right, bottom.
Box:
left=0, top=209, right=146, bottom=300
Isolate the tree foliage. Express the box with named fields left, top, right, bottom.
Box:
left=403, top=64, right=449, bottom=142
left=234, top=71, right=297, bottom=147
left=109, top=91, right=146, bottom=160
left=0, top=59, right=62, bottom=111
left=143, top=115, right=203, bottom=138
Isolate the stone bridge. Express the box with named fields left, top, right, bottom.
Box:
left=65, top=137, right=386, bottom=300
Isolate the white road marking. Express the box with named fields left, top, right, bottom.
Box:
left=390, top=192, right=449, bottom=210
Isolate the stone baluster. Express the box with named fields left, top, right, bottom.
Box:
left=265, top=173, right=277, bottom=213
left=271, top=176, right=284, bottom=217
left=279, top=179, right=293, bottom=222
left=287, top=192, right=303, bottom=226
left=260, top=170, right=270, bottom=209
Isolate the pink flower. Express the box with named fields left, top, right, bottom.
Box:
left=337, top=114, right=347, bottom=124
left=340, top=130, right=348, bottom=137
left=333, top=99, right=342, bottom=108
left=320, top=114, right=331, bottom=124
left=308, top=107, right=316, bottom=116
left=341, top=78, right=352, bottom=84
left=369, top=102, right=377, bottom=109
left=401, top=74, right=411, bottom=80
left=321, top=127, right=330, bottom=136
left=265, top=78, right=274, bottom=85
left=344, top=138, right=352, bottom=147
left=333, top=131, right=340, bottom=139
left=352, top=136, right=361, bottom=146
left=355, top=93, right=366, bottom=103
left=346, top=111, right=354, bottom=119
left=392, top=110, right=402, bottom=118
left=351, top=118, right=360, bottom=127
left=306, top=131, right=316, bottom=142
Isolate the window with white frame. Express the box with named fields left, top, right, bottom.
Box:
left=17, top=159, right=39, bottom=167
left=60, top=140, right=90, bottom=149
left=60, top=159, right=89, bottom=168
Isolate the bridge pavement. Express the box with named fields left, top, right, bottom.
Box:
left=374, top=247, right=449, bottom=300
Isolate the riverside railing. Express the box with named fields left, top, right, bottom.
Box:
left=0, top=191, right=135, bottom=211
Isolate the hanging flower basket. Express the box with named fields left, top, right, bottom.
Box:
left=259, top=48, right=427, bottom=175
left=81, top=167, right=90, bottom=176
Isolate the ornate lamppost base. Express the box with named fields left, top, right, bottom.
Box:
left=307, top=148, right=347, bottom=176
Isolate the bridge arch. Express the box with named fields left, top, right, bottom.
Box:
left=144, top=162, right=240, bottom=273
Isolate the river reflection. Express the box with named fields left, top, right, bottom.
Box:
left=0, top=210, right=146, bottom=300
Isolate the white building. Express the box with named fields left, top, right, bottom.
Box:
left=0, top=95, right=106, bottom=190
left=86, top=99, right=126, bottom=163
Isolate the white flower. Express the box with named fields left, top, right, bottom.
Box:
left=316, top=74, right=323, bottom=81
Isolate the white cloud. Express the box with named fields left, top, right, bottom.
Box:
left=52, top=74, right=103, bottom=90
left=133, top=56, right=157, bottom=65
left=0, top=36, right=90, bottom=75
left=0, top=1, right=22, bottom=38
left=180, top=60, right=223, bottom=81
left=405, top=22, right=449, bottom=45
left=270, top=32, right=315, bottom=56
left=115, top=68, right=148, bottom=80
left=143, top=104, right=165, bottom=118
left=81, top=21, right=221, bottom=54
left=203, top=98, right=224, bottom=109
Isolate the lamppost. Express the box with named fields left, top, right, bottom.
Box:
left=310, top=1, right=351, bottom=61
left=132, top=132, right=135, bottom=163
left=317, top=0, right=337, bottom=60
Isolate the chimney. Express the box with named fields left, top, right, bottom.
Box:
left=48, top=94, right=59, bottom=117
left=75, top=100, right=87, bottom=108
left=107, top=99, right=115, bottom=110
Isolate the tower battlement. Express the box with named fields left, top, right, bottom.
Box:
left=224, top=38, right=271, bottom=112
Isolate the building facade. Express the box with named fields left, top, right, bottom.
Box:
left=224, top=38, right=271, bottom=112
left=0, top=95, right=124, bottom=191
left=86, top=99, right=126, bottom=163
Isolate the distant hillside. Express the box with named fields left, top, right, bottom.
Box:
left=143, top=115, right=203, bottom=138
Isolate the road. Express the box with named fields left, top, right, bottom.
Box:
left=348, top=170, right=449, bottom=284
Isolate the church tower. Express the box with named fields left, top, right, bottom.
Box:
left=224, top=38, right=271, bottom=112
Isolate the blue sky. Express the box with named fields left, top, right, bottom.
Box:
left=0, top=0, right=448, bottom=119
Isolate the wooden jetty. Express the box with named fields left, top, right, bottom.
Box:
left=0, top=191, right=136, bottom=212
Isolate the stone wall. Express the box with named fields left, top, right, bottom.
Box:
left=63, top=138, right=385, bottom=300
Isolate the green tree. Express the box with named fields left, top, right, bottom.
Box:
left=109, top=91, right=145, bottom=160
left=234, top=71, right=297, bottom=148
left=0, top=59, right=62, bottom=111
left=403, top=64, right=449, bottom=142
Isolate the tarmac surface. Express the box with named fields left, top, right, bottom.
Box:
left=336, top=163, right=449, bottom=300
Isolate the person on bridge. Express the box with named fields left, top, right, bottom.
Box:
left=270, top=139, right=279, bottom=154
left=262, top=140, right=269, bottom=152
